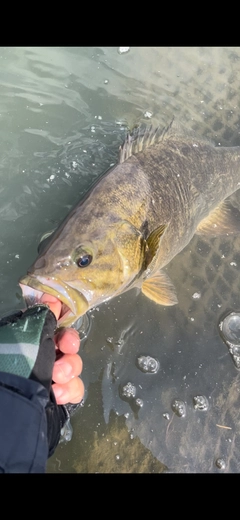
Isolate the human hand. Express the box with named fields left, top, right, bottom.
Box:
left=40, top=294, right=84, bottom=406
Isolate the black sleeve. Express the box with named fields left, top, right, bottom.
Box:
left=0, top=372, right=68, bottom=473
left=0, top=372, right=49, bottom=473
left=0, top=305, right=68, bottom=473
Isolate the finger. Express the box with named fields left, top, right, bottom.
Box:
left=40, top=294, right=62, bottom=320
left=53, top=353, right=83, bottom=384
left=53, top=376, right=85, bottom=405
left=55, top=327, right=80, bottom=354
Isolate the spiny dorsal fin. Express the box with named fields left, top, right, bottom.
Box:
left=119, top=118, right=175, bottom=164
left=118, top=118, right=215, bottom=164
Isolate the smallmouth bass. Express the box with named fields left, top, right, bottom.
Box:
left=19, top=120, right=240, bottom=326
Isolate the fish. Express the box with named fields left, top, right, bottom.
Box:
left=19, top=119, right=240, bottom=327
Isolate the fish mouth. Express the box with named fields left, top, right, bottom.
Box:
left=19, top=274, right=89, bottom=327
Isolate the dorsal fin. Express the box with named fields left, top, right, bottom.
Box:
left=118, top=118, right=215, bottom=164
left=119, top=118, right=175, bottom=164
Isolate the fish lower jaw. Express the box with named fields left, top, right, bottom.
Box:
left=19, top=275, right=89, bottom=326
left=19, top=282, right=74, bottom=325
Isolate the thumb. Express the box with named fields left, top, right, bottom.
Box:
left=40, top=294, right=61, bottom=320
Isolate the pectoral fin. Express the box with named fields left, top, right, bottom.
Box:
left=141, top=271, right=178, bottom=306
left=196, top=202, right=240, bottom=235
left=145, top=224, right=168, bottom=267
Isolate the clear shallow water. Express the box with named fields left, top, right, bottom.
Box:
left=1, top=47, right=240, bottom=472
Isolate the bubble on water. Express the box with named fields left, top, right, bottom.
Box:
left=144, top=110, right=153, bottom=119
left=135, top=398, right=143, bottom=408
left=219, top=312, right=240, bottom=368
left=121, top=382, right=136, bottom=399
left=71, top=161, right=78, bottom=169
left=136, top=355, right=160, bottom=374
left=118, top=47, right=130, bottom=54
left=171, top=399, right=186, bottom=418
left=73, top=313, right=91, bottom=339
left=59, top=418, right=73, bottom=443
left=192, top=292, right=201, bottom=299
left=230, top=350, right=240, bottom=369
left=220, top=312, right=240, bottom=344
left=104, top=79, right=109, bottom=84
left=193, top=395, right=209, bottom=411
left=163, top=413, right=170, bottom=420
left=215, top=458, right=226, bottom=470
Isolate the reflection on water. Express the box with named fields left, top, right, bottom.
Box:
left=1, top=47, right=240, bottom=472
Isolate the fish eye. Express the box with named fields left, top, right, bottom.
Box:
left=76, top=254, right=92, bottom=268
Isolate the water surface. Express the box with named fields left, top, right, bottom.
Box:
left=1, top=47, right=240, bottom=472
